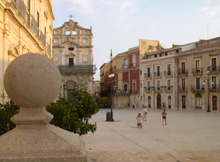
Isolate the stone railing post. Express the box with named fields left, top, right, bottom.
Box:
left=0, top=53, right=87, bottom=161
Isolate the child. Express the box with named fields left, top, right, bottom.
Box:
left=136, top=113, right=143, bottom=128
left=161, top=109, right=167, bottom=126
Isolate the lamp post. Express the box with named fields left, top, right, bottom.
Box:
left=107, top=50, right=114, bottom=121
left=203, top=68, right=211, bottom=112
left=63, top=84, right=67, bottom=98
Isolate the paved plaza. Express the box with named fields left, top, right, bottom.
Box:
left=83, top=108, right=220, bottom=162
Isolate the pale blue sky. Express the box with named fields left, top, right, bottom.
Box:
left=53, top=0, right=220, bottom=80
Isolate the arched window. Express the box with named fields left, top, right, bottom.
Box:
left=148, top=96, right=151, bottom=108
left=168, top=96, right=171, bottom=109
left=182, top=95, right=186, bottom=109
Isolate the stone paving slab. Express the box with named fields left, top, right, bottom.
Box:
left=84, top=108, right=220, bottom=161
left=87, top=150, right=220, bottom=162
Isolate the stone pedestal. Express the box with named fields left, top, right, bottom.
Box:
left=0, top=53, right=87, bottom=161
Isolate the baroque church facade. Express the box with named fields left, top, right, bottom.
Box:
left=52, top=19, right=95, bottom=101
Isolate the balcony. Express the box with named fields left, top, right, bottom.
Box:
left=130, top=90, right=137, bottom=94
left=154, top=72, right=162, bottom=78
left=164, top=71, right=173, bottom=78
left=58, top=65, right=96, bottom=74
left=40, top=31, right=46, bottom=46
left=144, top=87, right=151, bottom=93
left=14, top=0, right=27, bottom=21
left=192, top=68, right=203, bottom=75
left=144, top=73, right=151, bottom=79
left=113, top=90, right=130, bottom=95
left=178, top=69, right=188, bottom=76
left=130, top=63, right=136, bottom=68
left=190, top=85, right=205, bottom=93
left=31, top=15, right=39, bottom=36
left=155, top=86, right=162, bottom=92
left=209, top=84, right=220, bottom=93
left=179, top=86, right=187, bottom=93
left=209, top=66, right=220, bottom=74
left=122, top=65, right=129, bottom=69
left=164, top=86, right=173, bottom=93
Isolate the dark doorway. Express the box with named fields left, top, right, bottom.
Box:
left=157, top=94, right=161, bottom=109
left=213, top=96, right=217, bottom=110
left=195, top=93, right=202, bottom=109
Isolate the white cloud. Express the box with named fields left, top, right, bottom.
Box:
left=200, top=7, right=209, bottom=11
left=201, top=0, right=220, bottom=17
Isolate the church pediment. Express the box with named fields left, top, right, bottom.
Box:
left=60, top=41, right=78, bottom=48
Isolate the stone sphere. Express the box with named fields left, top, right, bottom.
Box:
left=4, top=53, right=61, bottom=107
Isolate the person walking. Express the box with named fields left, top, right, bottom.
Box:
left=143, top=106, right=147, bottom=121
left=161, top=109, right=167, bottom=126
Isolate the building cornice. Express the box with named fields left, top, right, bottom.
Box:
left=175, top=46, right=220, bottom=58
left=141, top=46, right=220, bottom=63
left=46, top=0, right=55, bottom=20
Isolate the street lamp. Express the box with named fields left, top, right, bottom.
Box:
left=106, top=49, right=114, bottom=121
left=203, top=68, right=211, bottom=112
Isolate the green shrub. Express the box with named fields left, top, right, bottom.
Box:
left=0, top=101, right=19, bottom=135
left=0, top=85, right=106, bottom=136
left=47, top=84, right=106, bottom=135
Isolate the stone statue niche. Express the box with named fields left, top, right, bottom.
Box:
left=0, top=53, right=87, bottom=161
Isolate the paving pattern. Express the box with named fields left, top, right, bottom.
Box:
left=83, top=108, right=220, bottom=162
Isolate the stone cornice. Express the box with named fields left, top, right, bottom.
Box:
left=46, top=0, right=55, bottom=20
left=53, top=45, right=93, bottom=48
left=141, top=46, right=220, bottom=63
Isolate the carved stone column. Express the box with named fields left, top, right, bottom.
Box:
left=0, top=53, right=87, bottom=161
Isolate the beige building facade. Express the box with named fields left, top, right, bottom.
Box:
left=100, top=40, right=165, bottom=108
left=52, top=19, right=95, bottom=101
left=93, top=80, right=100, bottom=98
left=141, top=37, right=220, bottom=111
left=0, top=0, right=54, bottom=103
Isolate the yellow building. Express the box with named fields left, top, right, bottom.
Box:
left=0, top=0, right=54, bottom=103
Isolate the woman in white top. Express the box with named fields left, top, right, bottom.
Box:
left=143, top=106, right=147, bottom=121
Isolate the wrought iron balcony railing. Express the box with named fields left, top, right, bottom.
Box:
left=154, top=72, right=161, bottom=77
left=144, top=73, right=151, bottom=78
left=209, top=84, right=220, bottom=92
left=209, top=66, right=220, bottom=73
left=190, top=85, right=205, bottom=92
left=58, top=65, right=96, bottom=74
left=178, top=69, right=188, bottom=76
left=192, top=68, right=203, bottom=75
left=179, top=86, right=188, bottom=91
left=164, top=71, right=173, bottom=77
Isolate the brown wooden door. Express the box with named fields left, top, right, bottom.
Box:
left=213, top=96, right=217, bottom=110
left=157, top=94, right=161, bottom=109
